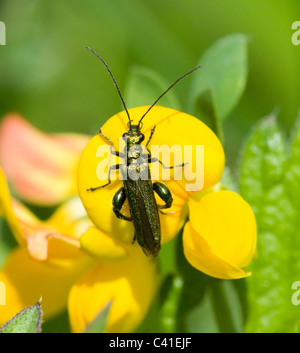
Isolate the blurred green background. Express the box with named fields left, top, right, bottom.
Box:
left=0, top=0, right=299, bottom=172
left=1, top=0, right=300, bottom=333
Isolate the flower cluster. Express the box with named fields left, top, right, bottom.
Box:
left=0, top=106, right=256, bottom=332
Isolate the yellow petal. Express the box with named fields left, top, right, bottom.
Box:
left=0, top=247, right=94, bottom=326
left=24, top=197, right=89, bottom=265
left=0, top=114, right=89, bottom=205
left=43, top=198, right=93, bottom=266
left=0, top=168, right=25, bottom=245
left=158, top=191, right=188, bottom=244
left=78, top=134, right=134, bottom=245
left=80, top=226, right=129, bottom=261
left=47, top=197, right=92, bottom=240
left=68, top=245, right=158, bottom=333
left=1, top=171, right=90, bottom=265
left=183, top=191, right=257, bottom=279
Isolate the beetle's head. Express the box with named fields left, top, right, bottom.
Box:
left=122, top=124, right=145, bottom=144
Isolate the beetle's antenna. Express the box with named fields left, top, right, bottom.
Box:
left=86, top=46, right=132, bottom=128
left=137, top=65, right=201, bottom=128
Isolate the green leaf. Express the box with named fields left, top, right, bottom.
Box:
left=188, top=34, right=248, bottom=139
left=0, top=301, right=43, bottom=333
left=125, top=65, right=182, bottom=110
left=83, top=301, right=112, bottom=333
left=239, top=115, right=300, bottom=332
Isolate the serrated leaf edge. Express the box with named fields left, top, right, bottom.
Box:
left=0, top=300, right=43, bottom=333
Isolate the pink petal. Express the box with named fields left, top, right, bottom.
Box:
left=0, top=114, right=90, bottom=205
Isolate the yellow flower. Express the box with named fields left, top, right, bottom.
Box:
left=0, top=169, right=158, bottom=332
left=183, top=191, right=257, bottom=279
left=78, top=106, right=256, bottom=279
left=0, top=115, right=158, bottom=333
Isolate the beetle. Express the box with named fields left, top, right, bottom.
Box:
left=85, top=46, right=200, bottom=256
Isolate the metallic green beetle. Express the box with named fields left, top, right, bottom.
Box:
left=86, top=47, right=200, bottom=256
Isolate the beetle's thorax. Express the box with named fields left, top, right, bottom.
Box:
left=125, top=131, right=141, bottom=148
left=122, top=125, right=145, bottom=160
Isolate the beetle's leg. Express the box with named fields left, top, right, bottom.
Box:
left=99, top=129, right=126, bottom=158
left=148, top=156, right=186, bottom=169
left=87, top=164, right=120, bottom=191
left=111, top=150, right=126, bottom=158
left=113, top=187, right=133, bottom=221
left=98, top=128, right=114, bottom=145
left=153, top=182, right=173, bottom=211
left=142, top=151, right=186, bottom=168
left=145, top=125, right=156, bottom=148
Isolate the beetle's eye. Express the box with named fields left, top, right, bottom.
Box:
left=139, top=133, right=145, bottom=142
